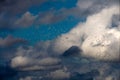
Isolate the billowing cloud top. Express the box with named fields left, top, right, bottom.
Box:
left=52, top=5, right=120, bottom=61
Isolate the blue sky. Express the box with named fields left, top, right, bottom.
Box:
left=0, top=0, right=84, bottom=45
left=0, top=16, right=82, bottom=45
left=29, top=0, right=77, bottom=14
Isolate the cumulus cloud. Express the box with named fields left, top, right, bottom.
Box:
left=11, top=56, right=31, bottom=68
left=9, top=6, right=120, bottom=71
left=51, top=5, right=120, bottom=61
left=8, top=6, right=119, bottom=79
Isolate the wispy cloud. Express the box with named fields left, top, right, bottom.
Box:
left=0, top=0, right=119, bottom=29
left=0, top=35, right=26, bottom=48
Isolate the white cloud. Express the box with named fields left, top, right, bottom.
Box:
left=105, top=76, right=115, bottom=80
left=11, top=56, right=31, bottom=68
left=77, top=0, right=94, bottom=10
left=10, top=6, right=120, bottom=74
left=38, top=57, right=61, bottom=66
left=76, top=0, right=119, bottom=16
left=15, top=12, right=37, bottom=27
left=11, top=56, right=61, bottom=71
left=48, top=69, right=70, bottom=79
left=9, top=4, right=120, bottom=80
left=52, top=6, right=120, bottom=61
left=19, top=76, right=32, bottom=80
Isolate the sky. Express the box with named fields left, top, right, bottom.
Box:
left=0, top=0, right=120, bottom=80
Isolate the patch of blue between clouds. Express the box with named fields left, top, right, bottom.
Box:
left=0, top=16, right=85, bottom=45
left=0, top=0, right=81, bottom=45
left=29, top=0, right=77, bottom=15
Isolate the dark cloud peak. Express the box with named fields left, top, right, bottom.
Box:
left=62, top=46, right=82, bottom=57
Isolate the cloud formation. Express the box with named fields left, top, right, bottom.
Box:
left=0, top=0, right=47, bottom=28
left=11, top=56, right=30, bottom=68
left=0, top=35, right=26, bottom=48
left=11, top=55, right=61, bottom=71
left=0, top=0, right=119, bottom=80
left=48, top=69, right=70, bottom=79
left=15, top=12, right=38, bottom=27
left=76, top=0, right=119, bottom=15
left=51, top=5, right=120, bottom=61
left=0, top=0, right=119, bottom=29
left=9, top=6, right=120, bottom=72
